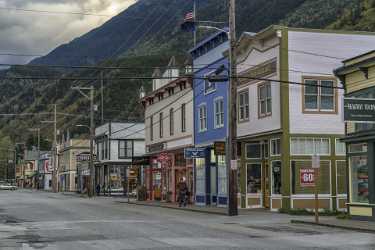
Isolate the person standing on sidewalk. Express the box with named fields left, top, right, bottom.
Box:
left=177, top=177, right=188, bottom=207
left=96, top=184, right=101, bottom=196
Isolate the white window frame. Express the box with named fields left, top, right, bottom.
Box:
left=198, top=104, right=207, bottom=132
left=238, top=90, right=249, bottom=122
left=270, top=138, right=281, bottom=156
left=258, top=82, right=272, bottom=117
left=290, top=137, right=331, bottom=156
left=214, top=97, right=224, bottom=129
left=335, top=138, right=346, bottom=156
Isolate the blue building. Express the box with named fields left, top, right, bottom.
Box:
left=190, top=30, right=229, bottom=207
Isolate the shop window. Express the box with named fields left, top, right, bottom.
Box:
left=272, top=161, right=282, bottom=195
left=217, top=155, right=227, bottom=195
left=174, top=153, right=186, bottom=167
left=238, top=90, right=249, bottom=121
left=214, top=97, right=224, bottom=128
left=246, top=143, right=261, bottom=159
left=118, top=140, right=133, bottom=159
left=290, top=138, right=330, bottom=156
left=210, top=149, right=216, bottom=164
left=270, top=138, right=281, bottom=156
left=198, top=104, right=207, bottom=132
left=195, top=158, right=205, bottom=195
left=291, top=160, right=330, bottom=195
left=262, top=141, right=269, bottom=159
left=247, top=163, right=262, bottom=194
left=350, top=155, right=369, bottom=203
left=258, top=82, right=272, bottom=117
left=335, top=139, right=346, bottom=156
left=336, top=161, right=347, bottom=195
left=303, top=78, right=336, bottom=112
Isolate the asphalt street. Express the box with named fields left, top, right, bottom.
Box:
left=0, top=190, right=375, bottom=250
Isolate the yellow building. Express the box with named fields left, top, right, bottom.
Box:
left=335, top=50, right=375, bottom=220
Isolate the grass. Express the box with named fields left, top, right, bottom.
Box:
left=279, top=208, right=345, bottom=216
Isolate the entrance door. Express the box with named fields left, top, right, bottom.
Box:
left=210, top=166, right=217, bottom=205
left=263, top=163, right=271, bottom=208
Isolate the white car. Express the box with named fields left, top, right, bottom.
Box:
left=0, top=183, right=17, bottom=190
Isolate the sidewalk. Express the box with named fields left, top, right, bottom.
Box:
left=117, top=200, right=263, bottom=216
left=291, top=217, right=375, bottom=234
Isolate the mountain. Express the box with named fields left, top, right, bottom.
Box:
left=1, top=0, right=375, bottom=145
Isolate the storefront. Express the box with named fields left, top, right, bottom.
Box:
left=335, top=50, right=375, bottom=220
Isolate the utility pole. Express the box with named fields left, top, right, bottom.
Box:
left=227, top=0, right=238, bottom=216
left=72, top=86, right=95, bottom=197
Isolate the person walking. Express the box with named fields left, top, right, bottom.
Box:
left=96, top=183, right=101, bottom=196
left=177, top=177, right=188, bottom=207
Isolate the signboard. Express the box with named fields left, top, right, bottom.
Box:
left=157, top=153, right=170, bottom=162
left=230, top=160, right=238, bottom=170
left=344, top=98, right=375, bottom=123
left=300, top=169, right=315, bottom=187
left=312, top=155, right=320, bottom=169
left=184, top=148, right=205, bottom=159
left=214, top=142, right=226, bottom=155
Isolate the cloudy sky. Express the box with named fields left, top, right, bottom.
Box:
left=0, top=0, right=136, bottom=65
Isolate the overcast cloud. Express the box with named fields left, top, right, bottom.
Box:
left=0, top=0, right=136, bottom=65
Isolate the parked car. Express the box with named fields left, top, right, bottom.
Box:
left=0, top=182, right=17, bottom=190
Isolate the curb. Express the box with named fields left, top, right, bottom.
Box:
left=291, top=219, right=375, bottom=234
left=117, top=201, right=227, bottom=216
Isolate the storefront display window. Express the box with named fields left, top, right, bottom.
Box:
left=247, top=163, right=261, bottom=194
left=195, top=158, right=205, bottom=195
left=272, top=161, right=281, bottom=194
left=350, top=155, right=369, bottom=203
left=217, top=155, right=227, bottom=195
left=336, top=161, right=347, bottom=195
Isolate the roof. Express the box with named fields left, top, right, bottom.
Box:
left=189, top=27, right=229, bottom=54
left=95, top=122, right=145, bottom=140
left=334, top=51, right=375, bottom=76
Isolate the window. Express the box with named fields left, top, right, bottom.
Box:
left=262, top=141, right=269, bottom=159
left=204, top=78, right=216, bottom=94
left=169, top=108, right=174, bottom=136
left=335, top=139, right=346, bottom=156
left=118, top=140, right=133, bottom=158
left=303, top=78, right=336, bottom=112
left=272, top=161, right=282, bottom=194
left=218, top=155, right=227, bottom=195
left=181, top=103, right=186, bottom=132
left=271, top=138, right=281, bottom=156
left=246, top=143, right=261, bottom=159
left=150, top=116, right=153, bottom=141
left=350, top=155, right=368, bottom=203
left=159, top=113, right=163, bottom=138
left=247, top=163, right=262, bottom=194
left=214, top=98, right=224, bottom=128
left=336, top=161, right=347, bottom=195
left=258, top=82, right=272, bottom=117
left=198, top=104, right=207, bottom=132
left=238, top=90, right=249, bottom=121
left=174, top=152, right=186, bottom=166
left=291, top=160, right=330, bottom=195
left=290, top=138, right=330, bottom=156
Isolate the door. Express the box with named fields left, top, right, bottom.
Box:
left=263, top=163, right=271, bottom=208
left=210, top=166, right=217, bottom=205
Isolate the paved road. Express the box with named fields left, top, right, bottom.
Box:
left=0, top=190, right=375, bottom=250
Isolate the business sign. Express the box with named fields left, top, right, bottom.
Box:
left=157, top=153, right=170, bottom=162
left=344, top=98, right=375, bottom=123
left=300, top=169, right=315, bottom=187
left=184, top=148, right=205, bottom=159
left=214, top=142, right=226, bottom=155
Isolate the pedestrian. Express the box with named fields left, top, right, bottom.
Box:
left=96, top=184, right=101, bottom=196
left=177, top=177, right=188, bottom=207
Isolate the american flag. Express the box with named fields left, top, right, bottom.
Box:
left=184, top=12, right=194, bottom=22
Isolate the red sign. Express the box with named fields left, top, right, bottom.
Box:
left=300, top=169, right=315, bottom=187
left=157, top=153, right=170, bottom=163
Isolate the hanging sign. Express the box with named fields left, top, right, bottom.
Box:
left=344, top=98, right=375, bottom=123
left=214, top=142, right=226, bottom=155
left=184, top=148, right=205, bottom=159
left=300, top=169, right=315, bottom=187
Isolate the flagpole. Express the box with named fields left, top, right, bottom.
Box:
left=193, top=0, right=197, bottom=46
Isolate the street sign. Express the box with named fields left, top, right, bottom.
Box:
left=300, top=169, right=315, bottom=187
left=312, top=154, right=320, bottom=169
left=344, top=98, right=375, bottom=123
left=184, top=148, right=205, bottom=159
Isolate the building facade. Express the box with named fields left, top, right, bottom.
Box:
left=38, top=152, right=53, bottom=190
left=15, top=150, right=38, bottom=188
left=58, top=138, right=89, bottom=192
left=190, top=30, right=229, bottom=207
left=335, top=50, right=375, bottom=220
left=142, top=57, right=193, bottom=202
left=95, top=122, right=145, bottom=195
left=235, top=26, right=375, bottom=211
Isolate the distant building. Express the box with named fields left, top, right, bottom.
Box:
left=190, top=30, right=229, bottom=207
left=235, top=25, right=375, bottom=211
left=142, top=56, right=193, bottom=202
left=95, top=122, right=145, bottom=195
left=38, top=152, right=53, bottom=190
left=334, top=50, right=375, bottom=220
left=15, top=149, right=39, bottom=188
